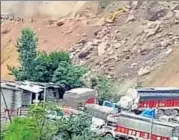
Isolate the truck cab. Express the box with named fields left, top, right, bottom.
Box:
left=102, top=101, right=120, bottom=113
left=90, top=117, right=117, bottom=139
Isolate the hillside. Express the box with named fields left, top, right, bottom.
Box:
left=1, top=1, right=179, bottom=93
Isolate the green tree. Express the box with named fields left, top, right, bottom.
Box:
left=52, top=61, right=88, bottom=89
left=92, top=76, right=120, bottom=104
left=28, top=103, right=60, bottom=140
left=8, top=27, right=38, bottom=81
left=8, top=27, right=87, bottom=89
left=32, top=51, right=71, bottom=82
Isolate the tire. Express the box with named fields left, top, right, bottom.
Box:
left=127, top=137, right=134, bottom=140
left=134, top=110, right=142, bottom=115
left=105, top=133, right=113, bottom=138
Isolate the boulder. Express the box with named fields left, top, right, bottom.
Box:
left=138, top=66, right=152, bottom=76
left=98, top=42, right=109, bottom=56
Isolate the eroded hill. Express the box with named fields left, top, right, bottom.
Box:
left=1, top=1, right=179, bottom=93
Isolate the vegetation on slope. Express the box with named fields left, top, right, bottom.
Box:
left=8, top=28, right=87, bottom=90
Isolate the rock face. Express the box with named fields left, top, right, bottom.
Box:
left=69, top=2, right=179, bottom=87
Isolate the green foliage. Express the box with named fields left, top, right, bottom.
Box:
left=56, top=113, right=111, bottom=140
left=56, top=113, right=91, bottom=139
left=3, top=117, right=40, bottom=140
left=8, top=27, right=87, bottom=89
left=32, top=51, right=71, bottom=82
left=52, top=61, right=88, bottom=89
left=3, top=103, right=60, bottom=140
left=3, top=103, right=112, bottom=140
left=17, top=28, right=38, bottom=67
left=8, top=27, right=38, bottom=81
left=72, top=131, right=111, bottom=140
left=29, top=102, right=60, bottom=139
left=92, top=76, right=120, bottom=104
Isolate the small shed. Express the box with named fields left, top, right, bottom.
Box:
left=1, top=83, right=22, bottom=112
left=17, top=83, right=44, bottom=105
left=21, top=81, right=65, bottom=102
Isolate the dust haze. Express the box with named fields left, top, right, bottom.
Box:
left=1, top=1, right=91, bottom=18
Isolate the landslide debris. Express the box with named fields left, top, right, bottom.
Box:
left=70, top=1, right=179, bottom=90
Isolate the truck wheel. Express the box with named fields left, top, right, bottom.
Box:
left=172, top=109, right=179, bottom=116
left=134, top=110, right=142, bottom=115
left=105, top=133, right=113, bottom=138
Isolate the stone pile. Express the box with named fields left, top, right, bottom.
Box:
left=70, top=1, right=179, bottom=84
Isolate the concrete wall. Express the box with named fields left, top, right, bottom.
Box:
left=1, top=88, right=22, bottom=111
left=45, top=88, right=60, bottom=102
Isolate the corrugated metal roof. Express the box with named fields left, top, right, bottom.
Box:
left=23, top=81, right=61, bottom=88
left=1, top=83, right=20, bottom=91
left=1, top=80, right=62, bottom=94
left=17, top=84, right=43, bottom=94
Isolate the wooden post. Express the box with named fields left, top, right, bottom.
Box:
left=44, top=86, right=47, bottom=102
left=149, top=109, right=155, bottom=140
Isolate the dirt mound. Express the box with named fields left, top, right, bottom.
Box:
left=1, top=17, right=102, bottom=80
left=1, top=1, right=102, bottom=80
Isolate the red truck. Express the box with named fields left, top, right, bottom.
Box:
left=118, top=87, right=179, bottom=116
left=104, top=112, right=179, bottom=140
left=90, top=111, right=179, bottom=140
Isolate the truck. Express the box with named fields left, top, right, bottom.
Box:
left=118, top=87, right=179, bottom=116
left=159, top=116, right=179, bottom=123
left=60, top=88, right=97, bottom=109
left=91, top=112, right=179, bottom=140
left=102, top=100, right=120, bottom=113
left=85, top=104, right=117, bottom=120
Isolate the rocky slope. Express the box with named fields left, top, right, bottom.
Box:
left=1, top=1, right=179, bottom=93
left=70, top=1, right=179, bottom=91
left=1, top=1, right=100, bottom=80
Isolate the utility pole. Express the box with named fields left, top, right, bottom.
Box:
left=1, top=89, right=12, bottom=123
left=149, top=109, right=155, bottom=140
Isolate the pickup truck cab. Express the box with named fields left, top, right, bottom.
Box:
left=102, top=101, right=119, bottom=113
